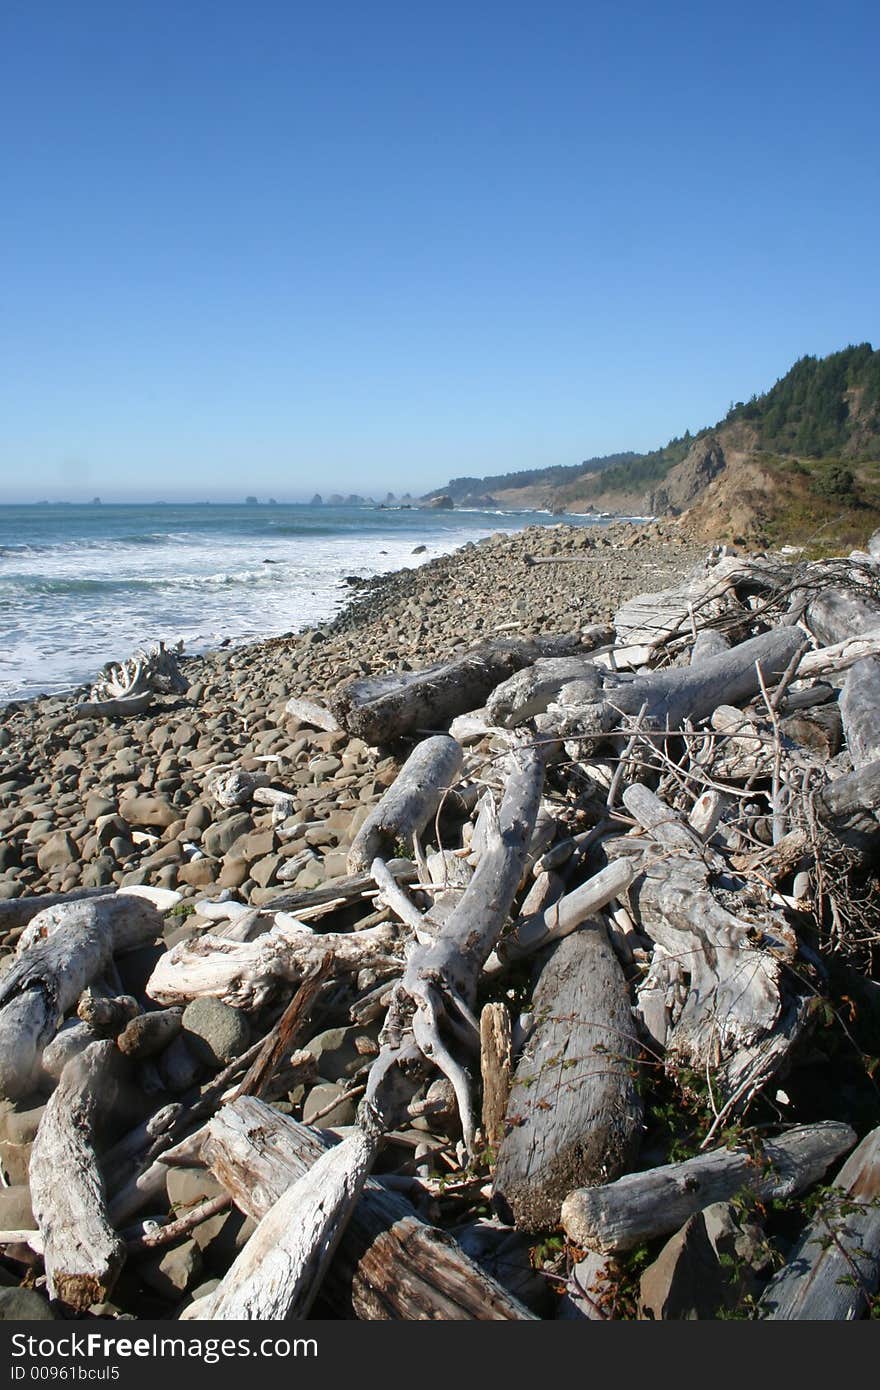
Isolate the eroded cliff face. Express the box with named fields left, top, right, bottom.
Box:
left=647, top=435, right=727, bottom=517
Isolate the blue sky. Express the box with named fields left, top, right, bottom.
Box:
left=1, top=1, right=878, bottom=501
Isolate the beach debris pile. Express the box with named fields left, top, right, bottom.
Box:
left=1, top=533, right=879, bottom=1320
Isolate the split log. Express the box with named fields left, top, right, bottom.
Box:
left=561, top=1121, right=856, bottom=1254
left=761, top=1126, right=880, bottom=1320
left=797, top=626, right=880, bottom=679
left=328, top=635, right=579, bottom=744
left=0, top=895, right=163, bottom=1100
left=146, top=916, right=406, bottom=1010
left=29, top=1041, right=127, bottom=1309
left=480, top=1004, right=512, bottom=1153
left=347, top=735, right=464, bottom=873
left=493, top=925, right=643, bottom=1231
left=200, top=1096, right=534, bottom=1320
left=622, top=783, right=805, bottom=1100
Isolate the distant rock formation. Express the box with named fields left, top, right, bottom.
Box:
left=310, top=494, right=323, bottom=506
left=427, top=494, right=454, bottom=510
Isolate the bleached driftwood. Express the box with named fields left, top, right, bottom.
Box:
left=29, top=1041, right=127, bottom=1310
left=493, top=925, right=643, bottom=1230
left=797, top=627, right=880, bottom=680
left=328, top=635, right=579, bottom=744
left=146, top=916, right=406, bottom=1010
left=263, top=857, right=417, bottom=914
left=609, top=556, right=763, bottom=667
left=73, top=640, right=187, bottom=719
left=561, top=1121, right=856, bottom=1254
left=0, top=895, right=163, bottom=1099
left=199, top=736, right=546, bottom=1319
left=492, top=858, right=635, bottom=964
left=486, top=657, right=602, bottom=728
left=347, top=735, right=464, bottom=873
left=761, top=1125, right=880, bottom=1320
left=622, top=783, right=805, bottom=1100
left=804, top=585, right=880, bottom=645
left=816, top=759, right=880, bottom=846
left=200, top=1097, right=534, bottom=1320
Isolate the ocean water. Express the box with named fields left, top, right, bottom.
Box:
left=0, top=501, right=629, bottom=703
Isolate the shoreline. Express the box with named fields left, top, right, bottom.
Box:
left=0, top=519, right=705, bottom=907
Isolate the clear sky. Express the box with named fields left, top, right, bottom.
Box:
left=1, top=0, right=878, bottom=502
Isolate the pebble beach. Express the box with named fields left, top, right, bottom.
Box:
left=0, top=521, right=702, bottom=912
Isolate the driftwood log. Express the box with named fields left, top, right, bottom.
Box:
left=201, top=1096, right=535, bottom=1320
left=493, top=924, right=643, bottom=1231
left=760, top=1125, right=880, bottom=1320
left=347, top=734, right=464, bottom=872
left=146, top=916, right=406, bottom=1010
left=328, top=635, right=579, bottom=744
left=561, top=1121, right=856, bottom=1253
left=0, top=895, right=163, bottom=1099
left=29, top=1041, right=127, bottom=1310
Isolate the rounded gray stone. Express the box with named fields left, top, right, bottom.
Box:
left=182, top=997, right=250, bottom=1067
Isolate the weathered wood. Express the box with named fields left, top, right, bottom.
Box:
left=76, top=990, right=139, bottom=1035
left=480, top=1004, right=512, bottom=1154
left=493, top=925, right=643, bottom=1231
left=486, top=657, right=602, bottom=728
left=263, top=857, right=417, bottom=913
left=201, top=1097, right=535, bottom=1320
left=840, top=656, right=880, bottom=768
left=0, top=887, right=115, bottom=933
left=367, top=734, right=548, bottom=1152
left=328, top=635, right=579, bottom=744
left=561, top=1121, right=856, bottom=1254
left=29, top=1041, right=127, bottom=1310
left=146, top=915, right=406, bottom=1010
left=797, top=626, right=880, bottom=679
left=622, top=783, right=804, bottom=1100
left=347, top=735, right=464, bottom=873
left=0, top=895, right=163, bottom=1099
left=760, top=1125, right=880, bottom=1320
left=804, top=585, right=880, bottom=645
left=495, top=858, right=635, bottom=963
left=816, top=758, right=880, bottom=844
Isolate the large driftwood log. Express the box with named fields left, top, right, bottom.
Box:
left=328, top=635, right=579, bottom=743
left=815, top=758, right=880, bottom=846
left=610, top=556, right=757, bottom=666
left=493, top=925, right=643, bottom=1231
left=146, top=916, right=406, bottom=1010
left=201, top=1097, right=534, bottom=1320
left=760, top=1125, right=880, bottom=1320
left=561, top=1121, right=856, bottom=1253
left=0, top=895, right=163, bottom=1099
left=622, top=783, right=804, bottom=1100
left=347, top=735, right=464, bottom=873
left=29, top=1041, right=127, bottom=1310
